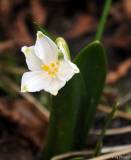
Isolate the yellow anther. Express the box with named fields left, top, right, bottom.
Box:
left=54, top=68, right=59, bottom=72
left=51, top=63, right=55, bottom=68
left=56, top=61, right=60, bottom=65
left=47, top=71, right=52, bottom=75
left=52, top=74, right=57, bottom=78
left=23, top=85, right=28, bottom=91
left=38, top=33, right=44, bottom=38
left=41, top=65, right=49, bottom=71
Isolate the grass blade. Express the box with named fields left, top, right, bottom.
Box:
left=95, top=0, right=112, bottom=41
left=93, top=102, right=119, bottom=157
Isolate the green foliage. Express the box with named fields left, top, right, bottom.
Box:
left=43, top=41, right=107, bottom=159
left=93, top=102, right=119, bottom=157
left=43, top=74, right=86, bottom=160
left=74, top=41, right=107, bottom=137
left=95, top=0, right=112, bottom=41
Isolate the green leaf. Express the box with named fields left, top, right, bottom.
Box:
left=74, top=41, right=107, bottom=139
left=95, top=0, right=112, bottom=41
left=43, top=74, right=86, bottom=160
left=34, top=22, right=55, bottom=42
left=93, top=102, right=119, bottom=157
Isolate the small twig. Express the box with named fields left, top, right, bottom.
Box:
left=90, top=126, right=131, bottom=135
left=0, top=74, right=49, bottom=122
left=98, top=105, right=131, bottom=120
left=51, top=145, right=131, bottom=160
left=102, top=145, right=131, bottom=153
left=51, top=151, right=93, bottom=160
left=105, top=58, right=131, bottom=85
left=0, top=40, right=15, bottom=53
left=88, top=147, right=131, bottom=160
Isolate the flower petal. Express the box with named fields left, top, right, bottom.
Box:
left=57, top=60, right=80, bottom=82
left=68, top=61, right=80, bottom=73
left=21, top=71, right=52, bottom=92
left=35, top=31, right=59, bottom=65
left=21, top=46, right=43, bottom=71
left=44, top=78, right=66, bottom=96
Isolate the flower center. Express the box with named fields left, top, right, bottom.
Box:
left=41, top=61, right=60, bottom=78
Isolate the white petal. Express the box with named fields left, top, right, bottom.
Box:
left=21, top=71, right=52, bottom=92
left=45, top=78, right=66, bottom=96
left=68, top=61, right=80, bottom=73
left=35, top=31, right=59, bottom=65
left=21, top=46, right=43, bottom=71
left=57, top=60, right=80, bottom=82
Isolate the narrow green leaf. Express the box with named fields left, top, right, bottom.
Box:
left=95, top=0, right=112, bottom=41
left=43, top=74, right=86, bottom=160
left=94, top=142, right=102, bottom=157
left=93, top=102, right=119, bottom=157
left=74, top=41, right=107, bottom=139
left=34, top=22, right=55, bottom=42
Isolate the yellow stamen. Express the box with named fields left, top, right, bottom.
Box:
left=41, top=65, right=49, bottom=71
left=47, top=71, right=52, bottom=75
left=23, top=85, right=28, bottom=91
left=54, top=68, right=59, bottom=72
left=51, top=63, right=55, bottom=68
left=38, top=33, right=44, bottom=38
left=52, top=74, right=57, bottom=78
left=56, top=61, right=60, bottom=65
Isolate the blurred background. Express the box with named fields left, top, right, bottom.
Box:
left=0, top=0, right=131, bottom=159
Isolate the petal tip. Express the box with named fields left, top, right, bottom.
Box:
left=21, top=46, right=26, bottom=52
left=74, top=68, right=80, bottom=73
left=37, top=31, right=44, bottom=39
left=21, top=46, right=30, bottom=55
left=21, top=85, right=28, bottom=92
left=51, top=90, right=58, bottom=96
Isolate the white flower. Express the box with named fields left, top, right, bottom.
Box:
left=21, top=31, right=79, bottom=96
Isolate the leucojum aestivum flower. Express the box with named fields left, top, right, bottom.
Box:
left=21, top=31, right=79, bottom=95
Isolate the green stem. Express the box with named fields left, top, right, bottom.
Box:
left=95, top=0, right=113, bottom=41
left=93, top=102, right=119, bottom=157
